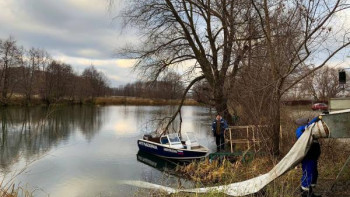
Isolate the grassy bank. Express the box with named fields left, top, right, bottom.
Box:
left=138, top=145, right=350, bottom=197
left=1, top=96, right=200, bottom=106
left=135, top=105, right=350, bottom=196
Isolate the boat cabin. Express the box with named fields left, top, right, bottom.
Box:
left=160, top=133, right=184, bottom=149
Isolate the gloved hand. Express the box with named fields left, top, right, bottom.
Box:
left=308, top=116, right=322, bottom=126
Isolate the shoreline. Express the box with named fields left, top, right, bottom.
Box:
left=0, top=96, right=200, bottom=107
left=94, top=96, right=199, bottom=106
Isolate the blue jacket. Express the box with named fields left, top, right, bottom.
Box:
left=296, top=116, right=320, bottom=139
left=296, top=116, right=321, bottom=160
left=212, top=118, right=228, bottom=136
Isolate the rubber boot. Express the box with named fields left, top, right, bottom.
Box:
left=301, top=190, right=309, bottom=197
left=310, top=185, right=322, bottom=197
left=300, top=187, right=322, bottom=197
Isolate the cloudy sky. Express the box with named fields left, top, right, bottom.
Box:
left=1, top=0, right=350, bottom=88
left=0, top=0, right=137, bottom=87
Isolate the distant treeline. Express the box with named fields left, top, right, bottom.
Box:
left=111, top=73, right=185, bottom=100
left=0, top=37, right=187, bottom=106
left=0, top=37, right=110, bottom=105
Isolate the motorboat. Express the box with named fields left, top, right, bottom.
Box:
left=137, top=132, right=209, bottom=160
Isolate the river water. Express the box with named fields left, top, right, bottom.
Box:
left=0, top=105, right=216, bottom=197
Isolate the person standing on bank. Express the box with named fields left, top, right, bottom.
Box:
left=212, top=114, right=228, bottom=152
left=295, top=116, right=322, bottom=197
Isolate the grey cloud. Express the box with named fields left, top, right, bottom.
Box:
left=18, top=0, right=110, bottom=30
left=0, top=0, right=138, bottom=86
left=67, top=60, right=136, bottom=87
left=0, top=0, right=130, bottom=59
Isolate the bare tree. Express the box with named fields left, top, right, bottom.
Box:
left=249, top=0, right=350, bottom=154
left=82, top=66, right=109, bottom=99
left=300, top=66, right=343, bottom=101
left=117, top=0, right=254, bottom=125
left=20, top=48, right=48, bottom=105
left=192, top=79, right=214, bottom=105
left=41, top=61, right=74, bottom=103
left=113, top=72, right=185, bottom=99
left=0, top=37, right=21, bottom=105
left=162, top=72, right=185, bottom=99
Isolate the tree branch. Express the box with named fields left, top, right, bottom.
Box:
left=282, top=41, right=350, bottom=94
left=160, top=75, right=205, bottom=136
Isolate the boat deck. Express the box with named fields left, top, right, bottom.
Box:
left=189, top=145, right=208, bottom=151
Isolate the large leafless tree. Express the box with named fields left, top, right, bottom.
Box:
left=248, top=0, right=350, bottom=153
left=118, top=0, right=253, bottom=124
left=117, top=0, right=350, bottom=154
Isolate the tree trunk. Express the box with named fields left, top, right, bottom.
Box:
left=25, top=94, right=32, bottom=106
left=2, top=68, right=9, bottom=101
left=213, top=82, right=232, bottom=125
left=271, top=90, right=281, bottom=155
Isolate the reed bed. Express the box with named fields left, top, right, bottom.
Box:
left=1, top=95, right=200, bottom=106
left=0, top=183, right=33, bottom=197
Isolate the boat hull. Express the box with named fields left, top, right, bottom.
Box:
left=137, top=139, right=208, bottom=160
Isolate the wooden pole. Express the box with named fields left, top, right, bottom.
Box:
left=229, top=128, right=233, bottom=153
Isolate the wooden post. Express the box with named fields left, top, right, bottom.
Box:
left=247, top=126, right=250, bottom=149
left=253, top=126, right=256, bottom=151
left=279, top=125, right=283, bottom=152
left=229, top=128, right=233, bottom=153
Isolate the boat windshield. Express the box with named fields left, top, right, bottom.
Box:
left=168, top=133, right=181, bottom=144
left=185, top=132, right=198, bottom=143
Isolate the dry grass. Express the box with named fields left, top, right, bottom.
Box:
left=1, top=95, right=200, bottom=106
left=137, top=155, right=302, bottom=197
left=151, top=149, right=350, bottom=197
left=176, top=157, right=272, bottom=185
left=0, top=183, right=33, bottom=197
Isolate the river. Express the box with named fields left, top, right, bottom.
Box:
left=0, top=105, right=216, bottom=197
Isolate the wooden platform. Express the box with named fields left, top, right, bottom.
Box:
left=224, top=125, right=270, bottom=153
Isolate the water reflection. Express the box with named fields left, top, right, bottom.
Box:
left=0, top=105, right=214, bottom=197
left=0, top=106, right=104, bottom=172
left=136, top=151, right=179, bottom=174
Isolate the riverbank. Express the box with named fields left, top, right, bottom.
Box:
left=0, top=96, right=200, bottom=106
left=134, top=106, right=350, bottom=196
left=137, top=143, right=350, bottom=196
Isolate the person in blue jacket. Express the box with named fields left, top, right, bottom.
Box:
left=212, top=114, right=228, bottom=152
left=295, top=116, right=322, bottom=197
